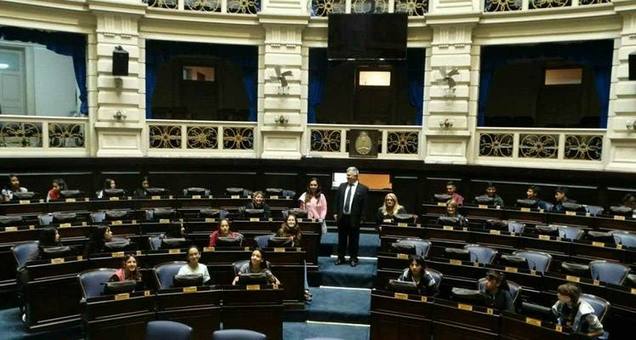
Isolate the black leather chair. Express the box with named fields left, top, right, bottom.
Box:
left=586, top=231, right=615, bottom=244
left=265, top=188, right=283, bottom=198
left=391, top=238, right=431, bottom=258
left=534, top=225, right=558, bottom=236
left=212, top=329, right=266, bottom=340
left=78, top=268, right=117, bottom=299
left=499, top=254, right=528, bottom=270
left=183, top=187, right=210, bottom=197
left=11, top=241, right=39, bottom=268
left=465, top=245, right=498, bottom=265
left=560, top=262, right=590, bottom=277
left=0, top=215, right=23, bottom=227
left=145, top=320, right=192, bottom=340
left=589, top=260, right=630, bottom=285
left=444, top=248, right=471, bottom=262
left=254, top=234, right=272, bottom=249
left=226, top=187, right=248, bottom=198
left=434, top=194, right=452, bottom=203
left=154, top=261, right=187, bottom=289
left=513, top=250, right=552, bottom=273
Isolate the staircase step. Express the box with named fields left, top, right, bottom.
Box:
left=306, top=287, right=371, bottom=324
left=320, top=232, right=380, bottom=257
left=318, top=256, right=376, bottom=288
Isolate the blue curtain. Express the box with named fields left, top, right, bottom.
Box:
left=308, top=48, right=425, bottom=125
left=0, top=26, right=88, bottom=114
left=145, top=40, right=258, bottom=120
left=479, top=40, right=613, bottom=128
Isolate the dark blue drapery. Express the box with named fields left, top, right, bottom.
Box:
left=479, top=40, right=613, bottom=128
left=308, top=48, right=425, bottom=125
left=0, top=26, right=88, bottom=114
left=145, top=40, right=258, bottom=121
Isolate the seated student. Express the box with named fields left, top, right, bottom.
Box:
left=208, top=218, right=243, bottom=247
left=96, top=178, right=117, bottom=199
left=232, top=249, right=280, bottom=287
left=133, top=176, right=150, bottom=198
left=1, top=174, right=28, bottom=202
left=376, top=193, right=407, bottom=226
left=84, top=226, right=113, bottom=256
left=242, top=191, right=271, bottom=219
left=552, top=283, right=604, bottom=337
left=46, top=178, right=66, bottom=202
left=480, top=182, right=504, bottom=208
left=275, top=213, right=302, bottom=247
left=111, top=254, right=142, bottom=282
left=478, top=271, right=514, bottom=312
left=38, top=227, right=62, bottom=258
left=298, top=178, right=328, bottom=220
left=444, top=181, right=464, bottom=206
left=177, top=245, right=211, bottom=284
left=438, top=201, right=468, bottom=227
left=524, top=185, right=550, bottom=211
left=552, top=187, right=575, bottom=213
left=622, top=193, right=636, bottom=210
left=397, top=255, right=438, bottom=296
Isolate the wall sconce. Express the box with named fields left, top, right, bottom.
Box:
left=113, top=111, right=127, bottom=121
left=439, top=118, right=453, bottom=129
left=275, top=115, right=288, bottom=126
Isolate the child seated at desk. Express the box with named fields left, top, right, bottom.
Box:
left=232, top=249, right=280, bottom=287
left=177, top=245, right=211, bottom=284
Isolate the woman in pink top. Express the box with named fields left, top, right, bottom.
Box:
left=298, top=178, right=328, bottom=220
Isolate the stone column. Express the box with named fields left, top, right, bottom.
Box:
left=423, top=13, right=478, bottom=164
left=257, top=1, right=308, bottom=159
left=88, top=0, right=146, bottom=157
left=607, top=1, right=636, bottom=172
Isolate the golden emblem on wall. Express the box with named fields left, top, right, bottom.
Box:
left=354, top=131, right=372, bottom=155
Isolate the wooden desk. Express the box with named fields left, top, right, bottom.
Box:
left=82, top=291, right=155, bottom=340
left=155, top=287, right=222, bottom=340
left=221, top=286, right=284, bottom=340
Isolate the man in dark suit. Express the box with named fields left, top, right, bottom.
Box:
left=334, top=166, right=368, bottom=267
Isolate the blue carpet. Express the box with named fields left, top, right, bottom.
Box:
left=0, top=307, right=81, bottom=340
left=306, top=287, right=370, bottom=324
left=284, top=321, right=369, bottom=340
left=318, top=257, right=376, bottom=288
left=320, top=232, right=379, bottom=258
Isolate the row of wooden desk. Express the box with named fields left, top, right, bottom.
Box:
left=20, top=249, right=304, bottom=334
left=83, top=286, right=284, bottom=340
left=421, top=204, right=636, bottom=232
left=371, top=290, right=588, bottom=340
left=0, top=197, right=294, bottom=215
left=0, top=219, right=322, bottom=293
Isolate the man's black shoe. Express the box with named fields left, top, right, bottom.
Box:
left=335, top=258, right=347, bottom=265
left=350, top=259, right=358, bottom=267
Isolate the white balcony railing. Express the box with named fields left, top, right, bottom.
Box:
left=482, top=0, right=611, bottom=13
left=306, top=123, right=422, bottom=159
left=0, top=115, right=89, bottom=156
left=146, top=119, right=258, bottom=157
left=476, top=127, right=606, bottom=162
left=310, top=0, right=429, bottom=17
left=144, top=0, right=260, bottom=14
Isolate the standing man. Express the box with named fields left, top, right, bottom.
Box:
left=334, top=166, right=368, bottom=267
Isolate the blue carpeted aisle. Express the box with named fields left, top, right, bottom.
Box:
left=306, top=286, right=370, bottom=324
left=283, top=321, right=369, bottom=340
left=319, top=231, right=380, bottom=258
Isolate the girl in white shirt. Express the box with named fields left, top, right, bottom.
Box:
left=177, top=245, right=211, bottom=284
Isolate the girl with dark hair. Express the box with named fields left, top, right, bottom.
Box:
left=208, top=218, right=243, bottom=247
left=46, top=178, right=66, bottom=202
left=38, top=227, right=61, bottom=248
left=177, top=245, right=211, bottom=284
left=478, top=271, right=514, bottom=312
left=134, top=176, right=150, bottom=198
left=298, top=178, right=327, bottom=220
left=97, top=178, right=117, bottom=199
left=275, top=214, right=302, bottom=247
left=112, top=255, right=142, bottom=282
left=232, top=249, right=280, bottom=286
left=84, top=226, right=113, bottom=256
left=1, top=174, right=28, bottom=202
left=552, top=283, right=604, bottom=337
left=397, top=255, right=438, bottom=296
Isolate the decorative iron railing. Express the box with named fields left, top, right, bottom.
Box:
left=311, top=0, right=429, bottom=16
left=477, top=128, right=604, bottom=162
left=307, top=124, right=421, bottom=159
left=0, top=115, right=88, bottom=152
left=144, top=0, right=260, bottom=14
left=147, top=120, right=257, bottom=155
left=483, top=0, right=610, bottom=12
